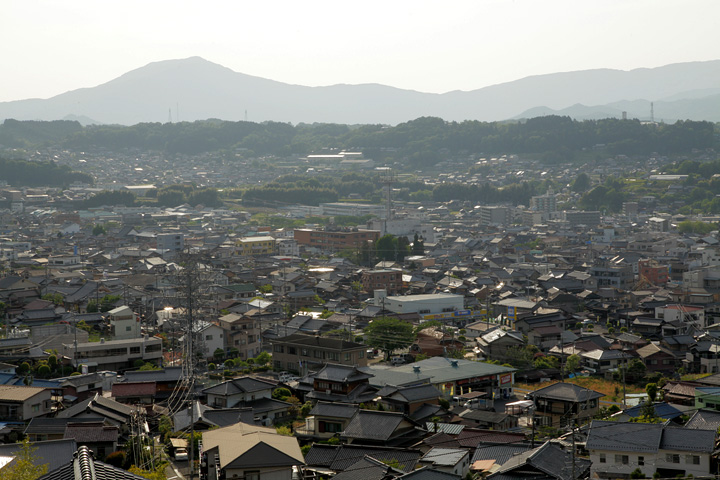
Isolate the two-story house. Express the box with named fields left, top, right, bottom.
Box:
left=587, top=420, right=716, bottom=479
left=202, top=422, right=304, bottom=480
left=526, top=382, right=604, bottom=427
left=0, top=385, right=53, bottom=421
left=202, top=376, right=276, bottom=408
left=295, top=401, right=358, bottom=441
left=295, top=364, right=377, bottom=404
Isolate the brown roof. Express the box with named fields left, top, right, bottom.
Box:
left=0, top=385, right=49, bottom=402
left=111, top=382, right=157, bottom=398
left=64, top=422, right=119, bottom=443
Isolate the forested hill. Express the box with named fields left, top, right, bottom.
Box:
left=0, top=116, right=715, bottom=166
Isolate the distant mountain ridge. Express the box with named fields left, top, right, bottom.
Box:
left=1, top=57, right=719, bottom=125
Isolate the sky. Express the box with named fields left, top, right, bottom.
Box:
left=1, top=0, right=719, bottom=103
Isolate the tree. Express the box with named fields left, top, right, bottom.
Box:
left=363, top=317, right=415, bottom=360
left=572, top=172, right=591, bottom=193
left=3, top=438, right=48, bottom=480
left=411, top=233, right=425, bottom=255
left=213, top=348, right=225, bottom=362
left=565, top=354, right=581, bottom=374
left=254, top=351, right=271, bottom=368
left=272, top=387, right=292, bottom=401
left=375, top=234, right=398, bottom=262
left=645, top=383, right=658, bottom=403
left=92, top=224, right=107, bottom=236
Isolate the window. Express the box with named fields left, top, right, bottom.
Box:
left=615, top=455, right=629, bottom=465
left=206, top=335, right=213, bottom=340
left=638, top=456, right=644, bottom=466
left=359, top=350, right=364, bottom=358
left=245, top=471, right=260, bottom=480
left=345, top=353, right=351, bottom=361
left=130, top=347, right=141, bottom=354
left=314, top=350, right=322, bottom=358
left=317, top=381, right=330, bottom=390
left=666, top=454, right=680, bottom=464
left=327, top=352, right=339, bottom=361
left=302, top=348, right=309, bottom=357
left=126, top=326, right=132, bottom=331
left=31, top=403, right=40, bottom=413
left=686, top=455, right=700, bottom=465
left=599, top=454, right=606, bottom=464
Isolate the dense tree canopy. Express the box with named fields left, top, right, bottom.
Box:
left=363, top=317, right=415, bottom=359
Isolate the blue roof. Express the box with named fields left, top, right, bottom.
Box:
left=624, top=402, right=683, bottom=420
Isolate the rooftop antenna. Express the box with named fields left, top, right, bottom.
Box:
left=381, top=169, right=396, bottom=223
left=167, top=108, right=172, bottom=123
left=650, top=102, right=654, bottom=123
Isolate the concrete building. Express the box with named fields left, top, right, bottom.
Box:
left=565, top=210, right=601, bottom=227
left=236, top=236, right=276, bottom=256
left=374, top=292, right=465, bottom=316
left=62, top=336, right=162, bottom=372
left=106, top=306, right=140, bottom=340
left=479, top=206, right=512, bottom=226
left=156, top=233, right=184, bottom=253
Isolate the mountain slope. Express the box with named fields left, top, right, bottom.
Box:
left=1, top=57, right=719, bottom=125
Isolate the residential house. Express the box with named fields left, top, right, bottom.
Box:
left=340, top=409, right=426, bottom=447
left=296, top=364, right=377, bottom=404
left=0, top=384, right=53, bottom=421
left=476, top=329, right=525, bottom=364
left=636, top=343, right=677, bottom=374
left=61, top=336, right=162, bottom=372
left=296, top=401, right=358, bottom=441
left=375, top=384, right=441, bottom=415
left=586, top=420, right=716, bottom=479
left=203, top=376, right=276, bottom=408
left=526, top=382, right=604, bottom=427
left=201, top=422, right=304, bottom=480
left=63, top=421, right=119, bottom=460
left=418, top=448, right=470, bottom=477
left=486, top=441, right=590, bottom=480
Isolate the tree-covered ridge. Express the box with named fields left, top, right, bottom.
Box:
left=0, top=156, right=93, bottom=186
left=1, top=116, right=714, bottom=165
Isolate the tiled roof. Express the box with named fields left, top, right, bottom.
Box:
left=111, top=382, right=157, bottom=398
left=304, top=444, right=422, bottom=472
left=528, top=382, right=604, bottom=402
left=685, top=409, right=720, bottom=430
left=63, top=422, right=119, bottom=443
left=40, top=445, right=147, bottom=480
left=660, top=427, right=715, bottom=453
left=341, top=410, right=407, bottom=441
left=586, top=420, right=664, bottom=453
left=309, top=401, right=358, bottom=419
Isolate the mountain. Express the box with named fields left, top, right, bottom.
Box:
left=1, top=57, right=719, bottom=125
left=516, top=94, right=720, bottom=122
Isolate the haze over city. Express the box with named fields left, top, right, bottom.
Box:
left=3, top=0, right=719, bottom=103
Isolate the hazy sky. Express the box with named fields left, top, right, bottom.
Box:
left=2, top=0, right=718, bottom=103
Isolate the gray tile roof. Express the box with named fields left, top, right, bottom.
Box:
left=341, top=410, right=409, bottom=442
left=395, top=467, right=461, bottom=480
left=309, top=401, right=358, bottom=419
left=0, top=439, right=77, bottom=474
left=528, top=382, right=604, bottom=402
left=420, top=447, right=468, bottom=467
left=39, top=445, right=147, bottom=480
left=304, top=444, right=422, bottom=472
left=331, top=456, right=400, bottom=480
left=202, top=376, right=276, bottom=395
left=660, top=427, right=716, bottom=453
left=377, top=384, right=441, bottom=403
left=586, top=420, right=664, bottom=453
left=489, top=441, right=589, bottom=480
left=685, top=409, right=720, bottom=430
left=471, top=443, right=534, bottom=465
